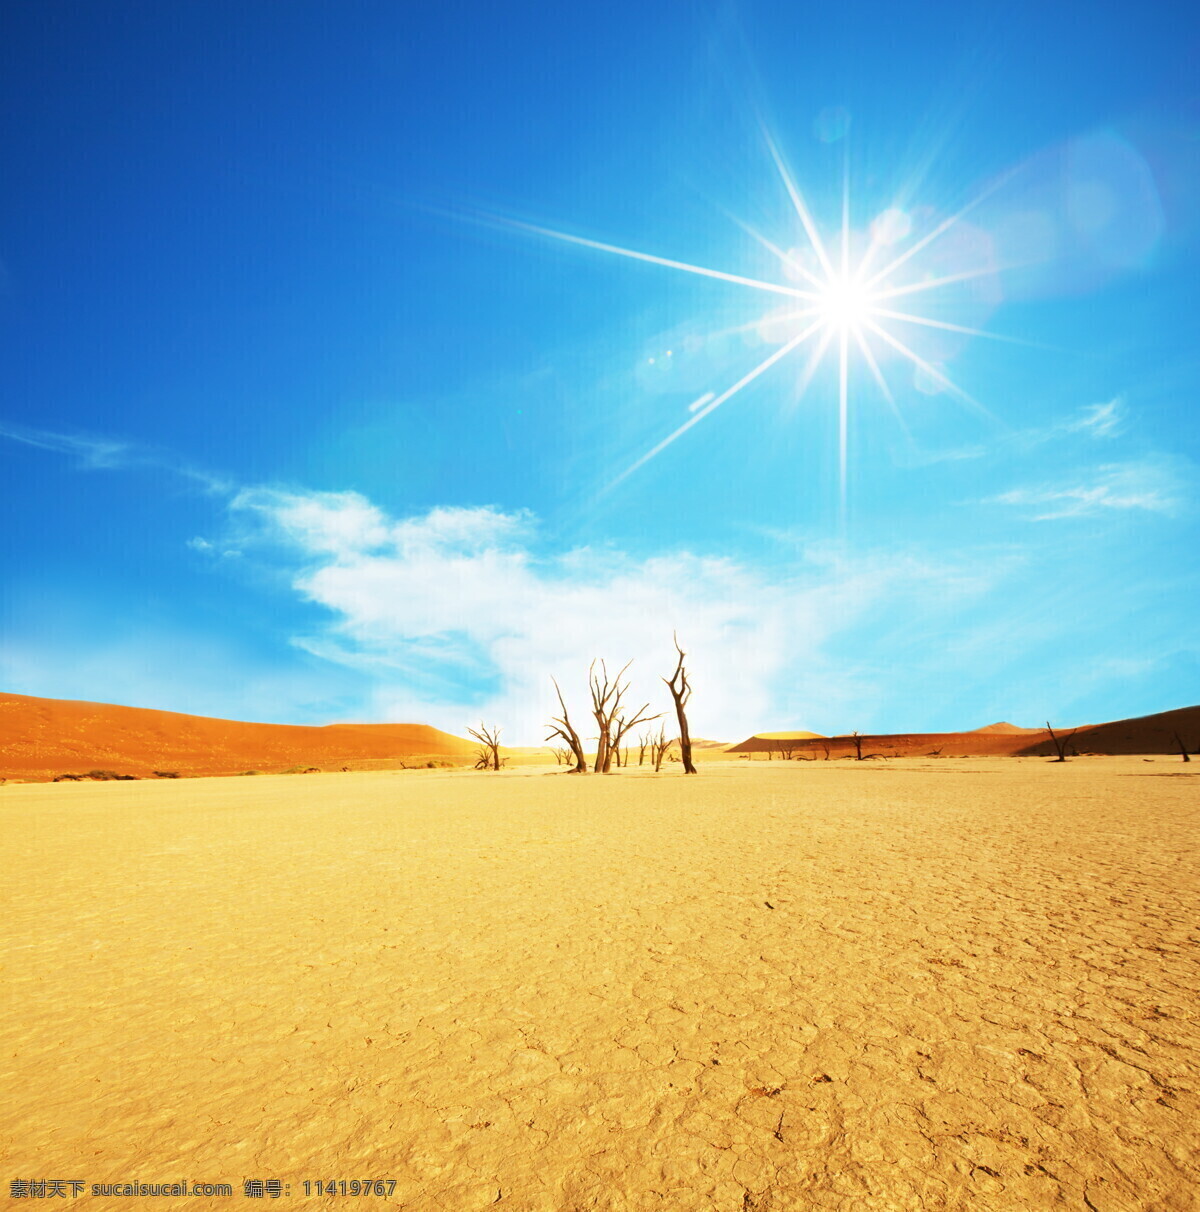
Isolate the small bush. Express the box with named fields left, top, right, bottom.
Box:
left=153, top=770, right=180, bottom=779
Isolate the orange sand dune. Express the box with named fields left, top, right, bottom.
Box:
left=744, top=730, right=827, bottom=742
left=729, top=704, right=1200, bottom=758
left=0, top=692, right=476, bottom=781
left=730, top=730, right=1030, bottom=757
left=1015, top=704, right=1200, bottom=757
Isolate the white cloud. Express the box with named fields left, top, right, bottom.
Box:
left=0, top=421, right=230, bottom=491
left=1065, top=396, right=1124, bottom=438
left=0, top=421, right=131, bottom=469
left=223, top=489, right=1004, bottom=743
left=987, top=458, right=1186, bottom=520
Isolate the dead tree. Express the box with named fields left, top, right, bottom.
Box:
left=615, top=707, right=664, bottom=765
left=588, top=660, right=659, bottom=773
left=650, top=725, right=674, bottom=772
left=1172, top=731, right=1191, bottom=763
left=1045, top=722, right=1077, bottom=762
left=851, top=731, right=863, bottom=761
left=545, top=680, right=589, bottom=773
left=467, top=723, right=503, bottom=771
left=663, top=635, right=698, bottom=774
left=636, top=732, right=652, bottom=766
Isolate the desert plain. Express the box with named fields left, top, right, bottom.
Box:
left=2, top=757, right=1198, bottom=1211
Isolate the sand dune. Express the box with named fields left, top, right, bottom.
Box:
left=730, top=705, right=1200, bottom=759
left=0, top=692, right=476, bottom=781
left=4, top=693, right=1197, bottom=784
left=740, top=730, right=827, bottom=744
left=2, top=760, right=1196, bottom=1208
left=1016, top=704, right=1200, bottom=758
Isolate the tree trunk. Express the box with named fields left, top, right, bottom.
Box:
left=664, top=636, right=697, bottom=775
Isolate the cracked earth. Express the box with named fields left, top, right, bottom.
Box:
left=2, top=758, right=1197, bottom=1209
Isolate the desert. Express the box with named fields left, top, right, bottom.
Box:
left=6, top=4, right=1200, bottom=1208
left=3, top=742, right=1198, bottom=1209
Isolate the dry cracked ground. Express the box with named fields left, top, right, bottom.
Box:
left=2, top=759, right=1198, bottom=1210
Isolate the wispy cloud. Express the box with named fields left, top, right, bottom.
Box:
left=886, top=396, right=1126, bottom=469
left=0, top=421, right=230, bottom=491
left=1003, top=395, right=1127, bottom=451
left=220, top=488, right=999, bottom=742
left=1063, top=396, right=1124, bottom=439
left=986, top=456, right=1187, bottom=520
left=0, top=421, right=133, bottom=469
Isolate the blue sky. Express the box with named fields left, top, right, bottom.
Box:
left=2, top=0, right=1198, bottom=743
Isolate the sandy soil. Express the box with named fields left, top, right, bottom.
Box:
left=3, top=759, right=1197, bottom=1210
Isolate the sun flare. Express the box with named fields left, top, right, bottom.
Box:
left=493, top=128, right=1019, bottom=517
left=818, top=276, right=877, bottom=332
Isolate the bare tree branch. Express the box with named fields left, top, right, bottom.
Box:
left=467, top=723, right=503, bottom=771
left=663, top=633, right=698, bottom=774
left=1045, top=722, right=1077, bottom=762
left=588, top=659, right=658, bottom=773
left=545, top=679, right=589, bottom=773
left=650, top=723, right=674, bottom=772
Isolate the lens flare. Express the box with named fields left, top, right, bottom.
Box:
left=488, top=129, right=1031, bottom=519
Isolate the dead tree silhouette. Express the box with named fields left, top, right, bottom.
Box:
left=650, top=725, right=674, bottom=772
left=612, top=711, right=659, bottom=768
left=467, top=723, right=503, bottom=771
left=1045, top=722, right=1077, bottom=762
left=588, top=660, right=658, bottom=773
left=663, top=635, right=697, bottom=774
left=636, top=732, right=652, bottom=766
left=545, top=680, right=589, bottom=773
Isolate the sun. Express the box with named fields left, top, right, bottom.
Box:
left=488, top=125, right=1015, bottom=516
left=817, top=276, right=877, bottom=332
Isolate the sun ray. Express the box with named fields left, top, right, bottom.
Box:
left=761, top=126, right=838, bottom=281
left=720, top=209, right=827, bottom=292
left=722, top=307, right=822, bottom=338
left=494, top=215, right=817, bottom=301
left=852, top=325, right=913, bottom=442
left=781, top=323, right=838, bottom=417
left=841, top=150, right=851, bottom=282
left=838, top=327, right=849, bottom=528
left=611, top=321, right=823, bottom=487
left=859, top=166, right=1021, bottom=290
left=489, top=135, right=1011, bottom=502
left=870, top=263, right=1011, bottom=301
left=868, top=307, right=1041, bottom=346
left=864, top=319, right=994, bottom=421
